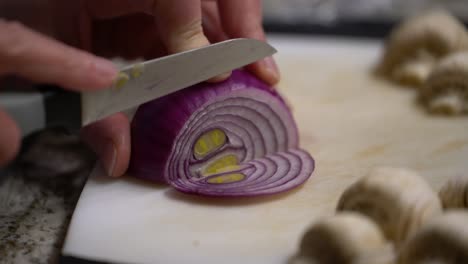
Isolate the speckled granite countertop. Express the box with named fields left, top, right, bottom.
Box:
left=0, top=128, right=95, bottom=264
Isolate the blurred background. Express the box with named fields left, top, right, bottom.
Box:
left=2, top=1, right=468, bottom=263
left=262, top=0, right=468, bottom=37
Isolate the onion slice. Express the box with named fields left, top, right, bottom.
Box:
left=128, top=70, right=315, bottom=197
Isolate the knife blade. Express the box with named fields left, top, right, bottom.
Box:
left=82, top=38, right=276, bottom=126
left=0, top=38, right=276, bottom=137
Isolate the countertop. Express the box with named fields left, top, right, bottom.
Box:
left=0, top=128, right=95, bottom=264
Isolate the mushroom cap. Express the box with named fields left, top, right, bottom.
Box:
left=377, top=9, right=468, bottom=80
left=398, top=210, right=468, bottom=264
left=420, top=51, right=468, bottom=114
left=336, top=167, right=442, bottom=246
left=298, top=212, right=389, bottom=264
left=390, top=53, right=436, bottom=87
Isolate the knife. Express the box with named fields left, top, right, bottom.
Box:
left=0, top=38, right=276, bottom=137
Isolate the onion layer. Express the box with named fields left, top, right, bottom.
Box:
left=128, top=70, right=315, bottom=197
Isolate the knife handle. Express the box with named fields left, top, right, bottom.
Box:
left=40, top=86, right=82, bottom=133
left=0, top=85, right=82, bottom=138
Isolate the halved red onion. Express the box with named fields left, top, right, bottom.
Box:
left=128, top=70, right=315, bottom=197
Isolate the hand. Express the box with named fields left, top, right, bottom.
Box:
left=0, top=0, right=280, bottom=177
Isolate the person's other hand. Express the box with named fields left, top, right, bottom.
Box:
left=0, top=0, right=279, bottom=177
left=0, top=19, right=119, bottom=168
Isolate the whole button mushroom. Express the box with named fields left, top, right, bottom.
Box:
left=438, top=175, right=468, bottom=209
left=420, top=51, right=468, bottom=115
left=376, top=9, right=468, bottom=87
left=398, top=210, right=468, bottom=264
left=336, top=167, right=442, bottom=247
left=294, top=212, right=395, bottom=264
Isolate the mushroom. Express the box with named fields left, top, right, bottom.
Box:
left=398, top=210, right=468, bottom=264
left=376, top=9, right=468, bottom=87
left=294, top=212, right=395, bottom=264
left=438, top=175, right=468, bottom=209
left=336, top=167, right=442, bottom=247
left=419, top=51, right=468, bottom=115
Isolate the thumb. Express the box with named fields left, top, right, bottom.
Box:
left=153, top=0, right=229, bottom=81
left=80, top=113, right=130, bottom=177
left=153, top=0, right=208, bottom=53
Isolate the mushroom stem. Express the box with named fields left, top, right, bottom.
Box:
left=391, top=51, right=435, bottom=86
left=427, top=91, right=465, bottom=115
left=421, top=51, right=468, bottom=115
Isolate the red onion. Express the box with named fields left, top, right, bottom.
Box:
left=128, top=70, right=314, bottom=197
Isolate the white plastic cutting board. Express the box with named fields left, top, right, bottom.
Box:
left=62, top=35, right=468, bottom=264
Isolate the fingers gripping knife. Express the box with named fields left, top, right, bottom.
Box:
left=0, top=39, right=276, bottom=137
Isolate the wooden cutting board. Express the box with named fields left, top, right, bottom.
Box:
left=62, top=35, right=468, bottom=264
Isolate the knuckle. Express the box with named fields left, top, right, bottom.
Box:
left=236, top=21, right=263, bottom=38
left=78, top=55, right=96, bottom=73
left=178, top=19, right=204, bottom=39
left=169, top=19, right=207, bottom=50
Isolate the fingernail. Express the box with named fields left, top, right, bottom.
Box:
left=262, top=56, right=280, bottom=83
left=93, top=58, right=118, bottom=86
left=264, top=56, right=279, bottom=74
left=97, top=138, right=117, bottom=177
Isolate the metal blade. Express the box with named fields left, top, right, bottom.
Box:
left=81, top=38, right=276, bottom=126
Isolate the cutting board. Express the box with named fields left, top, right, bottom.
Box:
left=62, top=34, right=468, bottom=264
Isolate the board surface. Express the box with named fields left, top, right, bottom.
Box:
left=62, top=35, right=468, bottom=264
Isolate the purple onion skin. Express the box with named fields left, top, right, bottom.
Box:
left=128, top=70, right=312, bottom=196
